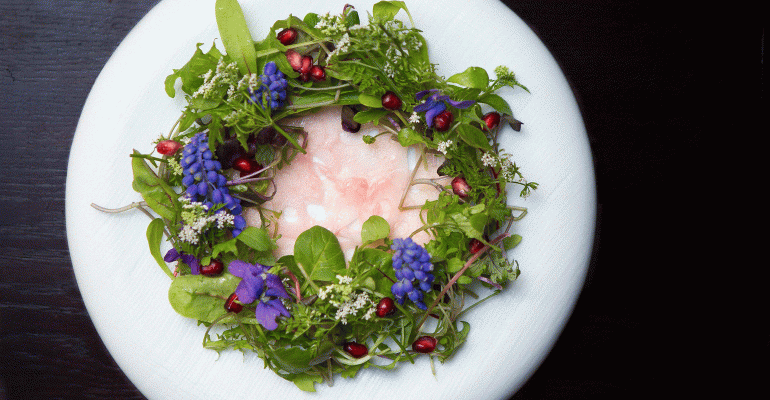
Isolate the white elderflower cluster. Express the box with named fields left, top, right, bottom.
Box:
left=192, top=57, right=239, bottom=100
left=166, top=157, right=184, bottom=176
left=436, top=140, right=453, bottom=155
left=228, top=72, right=259, bottom=98
left=480, top=151, right=525, bottom=184
left=177, top=197, right=235, bottom=244
left=318, top=275, right=375, bottom=324
left=408, top=112, right=421, bottom=125
left=315, top=12, right=346, bottom=36
left=327, top=33, right=352, bottom=59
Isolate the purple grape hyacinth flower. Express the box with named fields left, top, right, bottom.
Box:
left=413, top=89, right=475, bottom=128
left=390, top=238, right=434, bottom=310
left=229, top=260, right=291, bottom=330
left=164, top=248, right=201, bottom=275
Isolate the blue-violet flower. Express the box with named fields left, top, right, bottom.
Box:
left=413, top=89, right=475, bottom=128
left=229, top=260, right=291, bottom=330
left=179, top=132, right=247, bottom=236
left=390, top=238, right=434, bottom=310
left=249, top=61, right=288, bottom=111
left=163, top=248, right=201, bottom=275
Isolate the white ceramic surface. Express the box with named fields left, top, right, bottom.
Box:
left=66, top=0, right=596, bottom=399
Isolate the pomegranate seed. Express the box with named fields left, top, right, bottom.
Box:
left=451, top=176, right=471, bottom=199
left=412, top=336, right=437, bottom=353
left=200, top=258, right=224, bottom=276
left=381, top=91, right=402, bottom=110
left=375, top=297, right=396, bottom=317
left=232, top=156, right=262, bottom=175
left=469, top=238, right=484, bottom=254
left=298, top=73, right=310, bottom=82
left=483, top=112, right=501, bottom=131
left=309, top=65, right=326, bottom=81
left=276, top=28, right=297, bottom=45
left=156, top=140, right=182, bottom=155
left=299, top=56, right=313, bottom=74
left=224, top=293, right=243, bottom=313
left=286, top=49, right=302, bottom=71
left=433, top=110, right=453, bottom=131
left=343, top=342, right=368, bottom=358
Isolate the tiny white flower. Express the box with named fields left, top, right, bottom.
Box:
left=408, top=112, right=421, bottom=124
left=437, top=140, right=453, bottom=155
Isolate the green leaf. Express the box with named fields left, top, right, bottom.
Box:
left=503, top=234, right=522, bottom=250
left=361, top=215, right=390, bottom=244
left=211, top=237, right=239, bottom=259
left=396, top=127, right=426, bottom=146
left=290, top=373, right=324, bottom=392
left=478, top=93, right=513, bottom=116
left=456, top=124, right=492, bottom=150
left=358, top=93, right=383, bottom=108
left=131, top=151, right=180, bottom=221
left=235, top=226, right=273, bottom=252
left=164, top=43, right=223, bottom=98
left=146, top=218, right=173, bottom=279
left=446, top=257, right=464, bottom=274
left=215, top=0, right=257, bottom=75
left=448, top=66, right=489, bottom=89
left=294, top=226, right=346, bottom=282
left=353, top=108, right=389, bottom=125
left=167, top=273, right=241, bottom=323
left=372, top=1, right=408, bottom=21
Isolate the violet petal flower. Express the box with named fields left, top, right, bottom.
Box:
left=228, top=259, right=292, bottom=331
left=413, top=90, right=475, bottom=127
left=255, top=298, right=291, bottom=330
left=163, top=248, right=201, bottom=275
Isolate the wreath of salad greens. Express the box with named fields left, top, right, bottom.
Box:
left=93, top=0, right=537, bottom=392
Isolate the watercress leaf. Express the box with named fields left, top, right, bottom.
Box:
left=361, top=215, right=390, bottom=244
left=235, top=226, right=273, bottom=252
left=215, top=0, right=257, bottom=75
left=358, top=93, right=383, bottom=108
left=131, top=150, right=180, bottom=221
left=478, top=93, right=513, bottom=116
left=447, top=257, right=464, bottom=274
left=353, top=108, right=389, bottom=125
left=167, top=273, right=241, bottom=323
left=448, top=66, right=489, bottom=89
left=397, top=127, right=426, bottom=146
left=211, top=237, right=239, bottom=259
left=456, top=124, right=492, bottom=150
left=146, top=218, right=173, bottom=279
left=372, top=1, right=408, bottom=21
left=294, top=226, right=346, bottom=282
left=269, top=346, right=316, bottom=374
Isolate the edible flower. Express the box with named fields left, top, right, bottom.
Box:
left=229, top=260, right=291, bottom=330
left=390, top=238, right=434, bottom=310
left=163, top=248, right=200, bottom=275
left=413, top=89, right=475, bottom=128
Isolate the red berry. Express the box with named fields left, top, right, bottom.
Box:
left=469, top=238, right=484, bottom=254
left=224, top=293, right=243, bottom=313
left=276, top=28, right=297, bottom=45
left=412, top=336, right=437, bottom=353
left=375, top=297, right=396, bottom=317
left=433, top=110, right=454, bottom=131
left=309, top=65, right=326, bottom=81
left=200, top=258, right=224, bottom=276
left=483, top=112, right=501, bottom=131
left=232, top=156, right=262, bottom=175
left=298, top=73, right=311, bottom=82
left=286, top=49, right=302, bottom=71
left=299, top=56, right=313, bottom=74
left=343, top=342, right=368, bottom=358
left=156, top=140, right=182, bottom=155
left=381, top=91, right=402, bottom=110
left=451, top=176, right=471, bottom=199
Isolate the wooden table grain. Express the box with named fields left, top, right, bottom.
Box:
left=0, top=0, right=759, bottom=399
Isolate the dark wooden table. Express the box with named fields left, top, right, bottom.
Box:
left=1, top=0, right=760, bottom=398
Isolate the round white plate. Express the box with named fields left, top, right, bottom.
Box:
left=66, top=0, right=595, bottom=399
